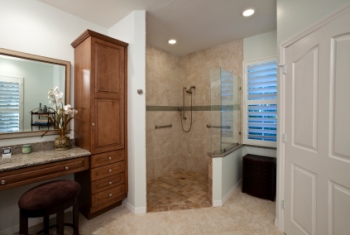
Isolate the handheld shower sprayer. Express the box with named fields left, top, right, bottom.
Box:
left=185, top=86, right=196, bottom=94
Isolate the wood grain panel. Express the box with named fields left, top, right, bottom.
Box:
left=91, top=150, right=124, bottom=168
left=90, top=161, right=124, bottom=181
left=91, top=184, right=125, bottom=207
left=0, top=157, right=89, bottom=191
left=91, top=173, right=125, bottom=194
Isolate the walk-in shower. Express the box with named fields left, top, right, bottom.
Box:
left=179, top=86, right=195, bottom=132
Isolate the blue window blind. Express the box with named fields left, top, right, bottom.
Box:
left=0, top=80, right=21, bottom=132
left=246, top=61, right=277, bottom=142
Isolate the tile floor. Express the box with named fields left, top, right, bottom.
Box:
left=28, top=186, right=284, bottom=235
left=147, top=170, right=211, bottom=212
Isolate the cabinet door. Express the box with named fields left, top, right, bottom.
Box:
left=91, top=38, right=126, bottom=154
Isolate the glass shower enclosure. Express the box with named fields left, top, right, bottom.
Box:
left=209, top=68, right=241, bottom=155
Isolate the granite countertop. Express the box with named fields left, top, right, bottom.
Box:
left=0, top=147, right=91, bottom=172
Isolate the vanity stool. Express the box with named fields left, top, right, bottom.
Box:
left=18, top=180, right=81, bottom=235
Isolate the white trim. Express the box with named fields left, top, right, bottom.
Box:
left=212, top=180, right=241, bottom=207
left=242, top=56, right=277, bottom=148
left=222, top=180, right=241, bottom=204
left=278, top=2, right=350, bottom=232
left=122, top=200, right=147, bottom=214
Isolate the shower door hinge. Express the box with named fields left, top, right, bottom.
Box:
left=279, top=64, right=287, bottom=75
left=282, top=133, right=287, bottom=143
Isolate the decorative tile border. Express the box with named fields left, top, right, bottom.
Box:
left=146, top=105, right=240, bottom=112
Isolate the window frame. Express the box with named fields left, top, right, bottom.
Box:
left=242, top=56, right=277, bottom=148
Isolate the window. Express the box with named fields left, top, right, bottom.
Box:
left=243, top=57, right=277, bottom=147
left=0, top=76, right=23, bottom=133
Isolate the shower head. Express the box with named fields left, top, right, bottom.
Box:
left=185, top=90, right=192, bottom=94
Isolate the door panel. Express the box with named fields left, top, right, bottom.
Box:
left=330, top=34, right=350, bottom=161
left=94, top=40, right=124, bottom=94
left=291, top=165, right=316, bottom=235
left=292, top=46, right=319, bottom=152
left=329, top=182, right=350, bottom=234
left=283, top=7, right=350, bottom=235
left=92, top=99, right=125, bottom=153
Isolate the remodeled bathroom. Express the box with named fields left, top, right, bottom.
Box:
left=146, top=40, right=243, bottom=211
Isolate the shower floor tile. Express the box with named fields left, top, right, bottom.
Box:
left=147, top=170, right=210, bottom=212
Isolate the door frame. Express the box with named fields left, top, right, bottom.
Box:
left=277, top=2, right=350, bottom=232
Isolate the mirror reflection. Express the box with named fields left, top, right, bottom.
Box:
left=0, top=49, right=69, bottom=137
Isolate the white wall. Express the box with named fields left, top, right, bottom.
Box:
left=108, top=11, right=147, bottom=213
left=243, top=30, right=277, bottom=61
left=0, top=0, right=107, bottom=146
left=212, top=147, right=243, bottom=207
left=277, top=0, right=350, bottom=45
left=0, top=0, right=108, bottom=233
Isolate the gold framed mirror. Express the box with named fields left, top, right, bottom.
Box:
left=0, top=48, right=71, bottom=139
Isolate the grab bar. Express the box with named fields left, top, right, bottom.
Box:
left=155, top=124, right=172, bottom=129
left=206, top=124, right=231, bottom=129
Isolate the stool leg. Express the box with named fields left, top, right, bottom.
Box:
left=56, top=208, right=64, bottom=235
left=43, top=214, right=50, bottom=234
left=73, top=199, right=80, bottom=235
left=19, top=210, right=28, bottom=235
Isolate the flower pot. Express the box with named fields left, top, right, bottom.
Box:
left=54, top=136, right=70, bottom=150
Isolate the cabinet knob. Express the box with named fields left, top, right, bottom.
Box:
left=109, top=193, right=112, bottom=197
left=108, top=157, right=112, bottom=160
left=0, top=180, right=5, bottom=185
left=65, top=166, right=69, bottom=171
left=92, top=123, right=95, bottom=126
left=109, top=169, right=112, bottom=173
left=109, top=181, right=112, bottom=185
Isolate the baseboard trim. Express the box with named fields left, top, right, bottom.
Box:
left=212, top=180, right=241, bottom=207
left=122, top=200, right=147, bottom=214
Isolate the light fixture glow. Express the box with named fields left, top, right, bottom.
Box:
left=168, top=39, right=177, bottom=44
left=242, top=9, right=255, bottom=17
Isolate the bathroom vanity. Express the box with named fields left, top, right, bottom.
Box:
left=0, top=147, right=90, bottom=191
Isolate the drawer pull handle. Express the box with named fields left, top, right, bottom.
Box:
left=109, top=181, right=112, bottom=185
left=65, top=166, right=69, bottom=171
left=109, top=193, right=112, bottom=197
left=109, top=169, right=112, bottom=173
left=108, top=157, right=112, bottom=160
left=1, top=180, right=5, bottom=185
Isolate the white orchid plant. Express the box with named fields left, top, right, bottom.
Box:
left=44, top=87, right=77, bottom=137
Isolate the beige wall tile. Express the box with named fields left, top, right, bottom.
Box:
left=146, top=39, right=243, bottom=180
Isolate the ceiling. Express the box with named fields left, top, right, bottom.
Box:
left=39, top=0, right=276, bottom=56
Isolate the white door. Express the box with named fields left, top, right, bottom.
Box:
left=283, top=6, right=350, bottom=235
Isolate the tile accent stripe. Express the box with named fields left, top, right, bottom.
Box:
left=146, top=105, right=240, bottom=111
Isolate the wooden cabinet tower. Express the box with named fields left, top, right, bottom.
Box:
left=71, top=30, right=128, bottom=219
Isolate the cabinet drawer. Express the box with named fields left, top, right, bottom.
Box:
left=91, top=150, right=124, bottom=168
left=91, top=161, right=124, bottom=181
left=91, top=184, right=125, bottom=207
left=91, top=173, right=125, bottom=194
left=0, top=157, right=89, bottom=191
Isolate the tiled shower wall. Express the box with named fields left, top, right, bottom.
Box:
left=146, top=40, right=243, bottom=181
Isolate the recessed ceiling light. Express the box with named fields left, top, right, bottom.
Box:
left=168, top=39, right=177, bottom=44
left=242, top=9, right=255, bottom=17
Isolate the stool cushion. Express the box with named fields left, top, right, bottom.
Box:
left=18, top=180, right=80, bottom=211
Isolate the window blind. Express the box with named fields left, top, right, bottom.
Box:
left=0, top=79, right=21, bottom=132
left=246, top=60, right=277, bottom=143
